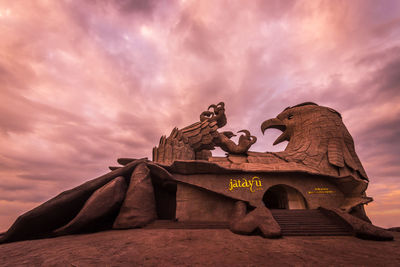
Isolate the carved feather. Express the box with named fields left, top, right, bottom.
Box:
left=189, top=133, right=202, bottom=146
left=343, top=133, right=368, bottom=179
left=328, top=138, right=345, bottom=168
left=182, top=121, right=202, bottom=132
left=183, top=127, right=201, bottom=138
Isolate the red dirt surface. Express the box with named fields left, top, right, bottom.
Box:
left=0, top=229, right=399, bottom=266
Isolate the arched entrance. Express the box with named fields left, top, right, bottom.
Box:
left=263, top=184, right=307, bottom=209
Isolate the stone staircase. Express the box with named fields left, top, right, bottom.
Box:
left=145, top=210, right=353, bottom=236
left=271, top=209, right=353, bottom=236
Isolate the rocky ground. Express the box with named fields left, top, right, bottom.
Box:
left=0, top=229, right=399, bottom=266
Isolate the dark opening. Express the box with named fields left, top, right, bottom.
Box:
left=263, top=185, right=289, bottom=209
left=153, top=180, right=177, bottom=220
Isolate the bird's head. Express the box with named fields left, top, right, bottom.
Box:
left=260, top=102, right=368, bottom=181
left=200, top=102, right=227, bottom=128
left=261, top=102, right=341, bottom=145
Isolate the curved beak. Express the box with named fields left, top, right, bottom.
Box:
left=261, top=118, right=289, bottom=145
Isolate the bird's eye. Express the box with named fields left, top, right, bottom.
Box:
left=288, top=114, right=293, bottom=120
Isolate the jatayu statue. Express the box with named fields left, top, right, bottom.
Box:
left=0, top=102, right=393, bottom=244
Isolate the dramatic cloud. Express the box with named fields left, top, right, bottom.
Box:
left=0, top=0, right=399, bottom=231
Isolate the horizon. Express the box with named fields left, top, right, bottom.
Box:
left=0, top=0, right=399, bottom=232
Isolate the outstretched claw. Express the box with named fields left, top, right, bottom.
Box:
left=216, top=129, right=257, bottom=155
left=237, top=129, right=257, bottom=145
left=222, top=131, right=237, bottom=139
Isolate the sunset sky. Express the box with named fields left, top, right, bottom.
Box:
left=0, top=0, right=399, bottom=232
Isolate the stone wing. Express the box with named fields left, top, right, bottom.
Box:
left=153, top=127, right=195, bottom=164
left=153, top=120, right=219, bottom=164
left=181, top=120, right=219, bottom=151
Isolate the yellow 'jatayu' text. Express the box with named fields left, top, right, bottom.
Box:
left=228, top=176, right=262, bottom=192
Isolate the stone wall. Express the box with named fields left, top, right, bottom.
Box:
left=176, top=183, right=236, bottom=222
left=173, top=172, right=345, bottom=211
left=285, top=185, right=307, bottom=209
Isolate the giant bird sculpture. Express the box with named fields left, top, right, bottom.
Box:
left=0, top=102, right=392, bottom=244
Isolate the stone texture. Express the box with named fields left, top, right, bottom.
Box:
left=320, top=207, right=394, bottom=241
left=176, top=183, right=236, bottom=222
left=349, top=204, right=372, bottom=223
left=146, top=161, right=176, bottom=185
left=0, top=158, right=147, bottom=244
left=54, top=176, right=127, bottom=235
left=230, top=201, right=247, bottom=225
left=227, top=154, right=248, bottom=164
left=230, top=205, right=281, bottom=238
left=113, top=163, right=157, bottom=228
left=195, top=149, right=212, bottom=160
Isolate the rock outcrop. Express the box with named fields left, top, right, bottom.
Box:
left=54, top=176, right=127, bottom=235
left=230, top=203, right=281, bottom=238
left=319, top=207, right=394, bottom=241
left=113, top=163, right=157, bottom=228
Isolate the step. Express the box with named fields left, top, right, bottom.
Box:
left=282, top=229, right=346, bottom=233
left=271, top=210, right=321, bottom=214
left=279, top=228, right=351, bottom=233
left=282, top=229, right=351, bottom=233
left=275, top=220, right=333, bottom=222
left=271, top=209, right=352, bottom=236
left=274, top=220, right=332, bottom=222
left=281, top=225, right=346, bottom=229
left=282, top=230, right=351, bottom=233
left=282, top=232, right=352, bottom=236
left=275, top=220, right=338, bottom=223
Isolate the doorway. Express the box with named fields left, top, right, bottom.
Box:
left=263, top=184, right=307, bottom=209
